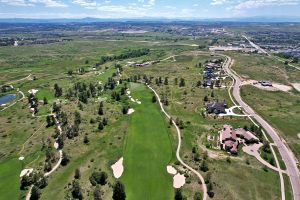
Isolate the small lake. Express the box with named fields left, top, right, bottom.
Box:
left=0, top=94, right=17, bottom=105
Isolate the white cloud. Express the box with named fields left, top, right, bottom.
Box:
left=0, top=0, right=67, bottom=7
left=148, top=0, right=155, bottom=6
left=233, top=0, right=299, bottom=10
left=211, top=0, right=228, bottom=5
left=165, top=5, right=176, bottom=10
left=72, top=0, right=96, bottom=8
left=0, top=0, right=33, bottom=6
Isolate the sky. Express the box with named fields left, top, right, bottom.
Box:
left=0, top=0, right=300, bottom=19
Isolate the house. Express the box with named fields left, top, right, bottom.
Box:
left=219, top=125, right=259, bottom=154
left=235, top=128, right=259, bottom=144
left=206, top=102, right=227, bottom=114
left=220, top=125, right=239, bottom=154
left=203, top=79, right=213, bottom=87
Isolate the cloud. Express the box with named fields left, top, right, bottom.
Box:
left=233, top=0, right=299, bottom=10
left=72, top=0, right=96, bottom=8
left=148, top=0, right=155, bottom=6
left=0, top=0, right=33, bottom=6
left=211, top=0, right=228, bottom=5
left=0, top=0, right=67, bottom=7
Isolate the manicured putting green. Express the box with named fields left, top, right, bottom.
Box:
left=122, top=83, right=174, bottom=200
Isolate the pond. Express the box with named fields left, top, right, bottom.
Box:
left=0, top=94, right=17, bottom=105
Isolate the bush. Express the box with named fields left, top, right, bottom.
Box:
left=89, top=171, right=108, bottom=186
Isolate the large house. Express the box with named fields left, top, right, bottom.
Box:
left=206, top=102, right=227, bottom=114
left=219, top=125, right=259, bottom=154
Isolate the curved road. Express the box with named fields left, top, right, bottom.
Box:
left=223, top=55, right=300, bottom=200
left=148, top=85, right=208, bottom=200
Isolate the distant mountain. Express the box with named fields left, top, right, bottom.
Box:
left=0, top=16, right=300, bottom=23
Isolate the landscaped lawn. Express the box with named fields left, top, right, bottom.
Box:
left=122, top=83, right=174, bottom=200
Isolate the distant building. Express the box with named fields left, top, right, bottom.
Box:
left=203, top=79, right=213, bottom=87
left=206, top=102, right=227, bottom=114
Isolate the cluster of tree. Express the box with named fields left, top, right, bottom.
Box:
left=175, top=118, right=184, bottom=129
left=20, top=172, right=47, bottom=191
left=66, top=82, right=103, bottom=104
left=54, top=83, right=63, bottom=97
left=97, top=48, right=150, bottom=65
left=277, top=52, right=299, bottom=63
left=71, top=180, right=83, bottom=200
left=154, top=77, right=169, bottom=86
left=65, top=111, right=81, bottom=139
left=89, top=171, right=108, bottom=186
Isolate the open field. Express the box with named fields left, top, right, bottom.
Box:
left=241, top=85, right=300, bottom=161
left=0, top=24, right=295, bottom=200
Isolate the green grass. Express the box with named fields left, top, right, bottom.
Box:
left=0, top=157, right=21, bottom=200
left=122, top=83, right=174, bottom=200
left=241, top=85, right=300, bottom=161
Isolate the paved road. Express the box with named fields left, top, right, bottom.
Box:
left=148, top=85, right=208, bottom=200
left=223, top=55, right=300, bottom=200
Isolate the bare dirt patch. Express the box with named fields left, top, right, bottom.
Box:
left=242, top=80, right=292, bottom=92
left=292, top=83, right=300, bottom=92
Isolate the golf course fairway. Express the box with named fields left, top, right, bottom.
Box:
left=122, top=83, right=174, bottom=200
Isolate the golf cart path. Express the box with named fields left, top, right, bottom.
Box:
left=25, top=113, right=63, bottom=200
left=148, top=85, right=208, bottom=200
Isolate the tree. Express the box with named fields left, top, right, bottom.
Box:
left=98, top=107, right=104, bottom=115
left=203, top=95, right=208, bottom=102
left=84, top=135, right=89, bottom=144
left=72, top=180, right=83, bottom=200
left=98, top=122, right=104, bottom=130
left=205, top=172, right=212, bottom=184
left=226, top=156, right=231, bottom=163
left=112, top=181, right=126, bottom=200
left=44, top=161, right=52, bottom=172
left=56, top=135, right=64, bottom=149
left=175, top=189, right=183, bottom=200
left=43, top=97, right=48, bottom=105
left=54, top=83, right=63, bottom=97
left=74, top=111, right=81, bottom=125
left=74, top=168, right=81, bottom=179
left=164, top=77, right=169, bottom=85
left=122, top=106, right=129, bottom=115
left=94, top=185, right=102, bottom=200
left=179, top=78, right=185, bottom=87
left=61, top=151, right=70, bottom=166
left=46, top=115, right=54, bottom=127
left=30, top=185, right=40, bottom=200
left=152, top=95, right=157, bottom=103
left=200, top=160, right=209, bottom=172
left=194, top=192, right=202, bottom=200
left=207, top=182, right=214, bottom=198
left=102, top=118, right=108, bottom=126
left=90, top=171, right=108, bottom=186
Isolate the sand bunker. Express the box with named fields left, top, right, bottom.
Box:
left=292, top=83, right=300, bottom=92
left=28, top=89, right=38, bottom=95
left=173, top=173, right=186, bottom=188
left=20, top=168, right=33, bottom=177
left=127, top=108, right=135, bottom=115
left=167, top=165, right=177, bottom=175
left=111, top=157, right=124, bottom=179
left=297, top=133, right=300, bottom=139
left=19, top=156, right=24, bottom=161
left=54, top=142, right=59, bottom=149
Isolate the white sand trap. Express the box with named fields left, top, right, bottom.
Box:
left=292, top=83, right=300, bottom=92
left=20, top=168, right=33, bottom=177
left=173, top=173, right=186, bottom=188
left=297, top=133, right=300, bottom=139
left=111, top=157, right=124, bottom=179
left=167, top=165, right=177, bottom=175
left=126, top=90, right=131, bottom=95
left=54, top=142, right=59, bottom=149
left=28, top=89, right=38, bottom=95
left=130, top=98, right=136, bottom=102
left=136, top=101, right=141, bottom=104
left=19, top=156, right=25, bottom=161
left=127, top=108, right=135, bottom=115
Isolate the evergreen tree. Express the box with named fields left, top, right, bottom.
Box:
left=43, top=97, right=48, bottom=105
left=98, top=122, right=104, bottom=130
left=112, top=181, right=126, bottom=200
left=74, top=168, right=81, bottom=179
left=175, top=189, right=183, bottom=200
left=152, top=95, right=157, bottom=103
left=179, top=78, right=185, bottom=87
left=84, top=135, right=89, bottom=144
left=94, top=185, right=102, bottom=200
left=30, top=185, right=40, bottom=200
left=98, top=107, right=104, bottom=115
left=72, top=180, right=83, bottom=200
